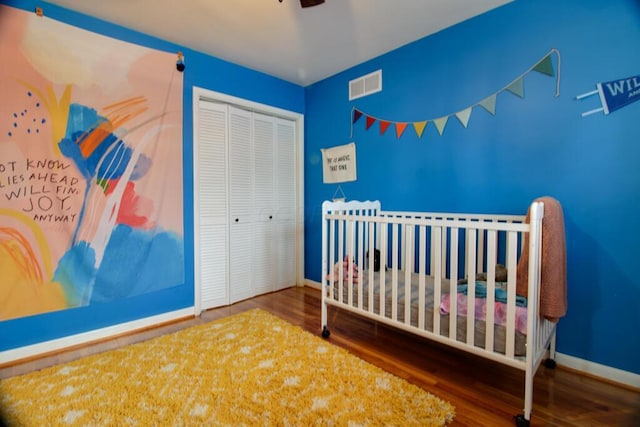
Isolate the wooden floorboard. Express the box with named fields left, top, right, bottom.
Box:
left=1, top=286, right=639, bottom=426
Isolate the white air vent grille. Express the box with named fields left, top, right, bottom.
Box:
left=349, top=70, right=382, bottom=100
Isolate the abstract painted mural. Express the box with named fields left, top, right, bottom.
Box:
left=0, top=5, right=184, bottom=321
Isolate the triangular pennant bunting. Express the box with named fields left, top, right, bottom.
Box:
left=532, top=54, right=554, bottom=77
left=379, top=120, right=391, bottom=135
left=353, top=109, right=363, bottom=123
left=506, top=77, right=525, bottom=98
left=365, top=115, right=376, bottom=130
left=479, top=95, right=497, bottom=115
left=413, top=121, right=427, bottom=138
left=395, top=123, right=408, bottom=139
left=350, top=49, right=560, bottom=140
left=433, top=117, right=448, bottom=136
left=455, top=108, right=472, bottom=128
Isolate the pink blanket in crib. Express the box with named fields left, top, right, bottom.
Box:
left=440, top=293, right=528, bottom=335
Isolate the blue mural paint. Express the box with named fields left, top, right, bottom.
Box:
left=58, top=103, right=151, bottom=182
left=53, top=241, right=97, bottom=307
left=58, top=104, right=104, bottom=179
left=90, top=224, right=184, bottom=303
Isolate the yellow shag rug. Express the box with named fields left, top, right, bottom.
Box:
left=0, top=309, right=455, bottom=426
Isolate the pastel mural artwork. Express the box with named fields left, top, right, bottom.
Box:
left=0, top=5, right=184, bottom=320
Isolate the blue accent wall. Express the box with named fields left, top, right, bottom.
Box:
left=0, top=1, right=304, bottom=350
left=304, top=0, right=640, bottom=375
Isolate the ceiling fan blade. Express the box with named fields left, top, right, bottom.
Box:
left=300, top=0, right=325, bottom=8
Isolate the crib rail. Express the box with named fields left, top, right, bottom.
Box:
left=379, top=210, right=525, bottom=279
left=321, top=201, right=549, bottom=369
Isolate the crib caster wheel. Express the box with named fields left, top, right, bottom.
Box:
left=321, top=326, right=331, bottom=338
left=514, top=414, right=530, bottom=427
left=544, top=358, right=557, bottom=369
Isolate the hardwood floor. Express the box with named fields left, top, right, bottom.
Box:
left=2, top=286, right=639, bottom=426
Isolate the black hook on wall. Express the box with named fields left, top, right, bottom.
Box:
left=176, top=52, right=185, bottom=72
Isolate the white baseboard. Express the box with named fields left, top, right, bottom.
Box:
left=304, top=279, right=322, bottom=290
left=0, top=307, right=195, bottom=365
left=555, top=352, right=639, bottom=389
left=302, top=280, right=639, bottom=390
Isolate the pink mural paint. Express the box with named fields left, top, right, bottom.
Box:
left=0, top=5, right=184, bottom=320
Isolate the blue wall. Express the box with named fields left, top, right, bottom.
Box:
left=0, top=1, right=304, bottom=350
left=304, top=0, right=640, bottom=375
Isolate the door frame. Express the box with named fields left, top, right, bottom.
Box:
left=192, top=86, right=305, bottom=315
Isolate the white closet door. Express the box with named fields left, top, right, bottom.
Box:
left=275, top=118, right=297, bottom=290
left=228, top=106, right=254, bottom=303
left=196, top=100, right=229, bottom=309
left=252, top=113, right=276, bottom=295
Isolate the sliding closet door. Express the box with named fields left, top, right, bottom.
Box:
left=252, top=113, right=277, bottom=295
left=195, top=100, right=229, bottom=310
left=228, top=106, right=254, bottom=304
left=275, top=118, right=297, bottom=290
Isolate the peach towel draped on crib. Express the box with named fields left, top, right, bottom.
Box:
left=516, top=196, right=567, bottom=322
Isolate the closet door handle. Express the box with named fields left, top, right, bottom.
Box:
left=269, top=215, right=273, bottom=220
left=235, top=218, right=239, bottom=223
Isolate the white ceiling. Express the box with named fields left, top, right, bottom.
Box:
left=45, top=0, right=512, bottom=87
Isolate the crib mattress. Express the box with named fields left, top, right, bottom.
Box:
left=328, top=271, right=526, bottom=356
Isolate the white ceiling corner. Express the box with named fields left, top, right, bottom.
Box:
left=44, top=0, right=513, bottom=86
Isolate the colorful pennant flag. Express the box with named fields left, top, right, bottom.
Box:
left=413, top=121, right=427, bottom=138
left=365, top=116, right=376, bottom=130
left=395, top=122, right=408, bottom=138
left=350, top=49, right=561, bottom=140
left=380, top=120, right=391, bottom=135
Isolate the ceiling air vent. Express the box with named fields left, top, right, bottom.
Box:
left=349, top=70, right=382, bottom=100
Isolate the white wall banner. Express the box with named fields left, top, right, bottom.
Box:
left=577, top=74, right=640, bottom=116
left=321, top=142, right=357, bottom=184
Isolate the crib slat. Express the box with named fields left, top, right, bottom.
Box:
left=466, top=229, right=477, bottom=346
left=433, top=226, right=442, bottom=335
left=441, top=224, right=447, bottom=279
left=505, top=230, right=518, bottom=358
left=391, top=223, right=399, bottom=321
left=347, top=220, right=355, bottom=307
left=357, top=219, right=364, bottom=309
left=418, top=225, right=427, bottom=330
left=379, top=223, right=388, bottom=318
left=448, top=227, right=459, bottom=340
left=485, top=230, right=497, bottom=353
left=328, top=218, right=335, bottom=301
left=478, top=226, right=485, bottom=274
left=367, top=221, right=375, bottom=315
left=338, top=219, right=345, bottom=303
left=404, top=224, right=414, bottom=325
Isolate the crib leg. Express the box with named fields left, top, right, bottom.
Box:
left=321, top=286, right=330, bottom=338
left=516, top=361, right=534, bottom=426
left=544, top=331, right=558, bottom=369
left=514, top=414, right=530, bottom=427
left=322, top=326, right=331, bottom=338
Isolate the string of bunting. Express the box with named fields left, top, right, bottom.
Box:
left=350, top=48, right=561, bottom=139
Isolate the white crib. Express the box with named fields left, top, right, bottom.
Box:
left=320, top=199, right=559, bottom=426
